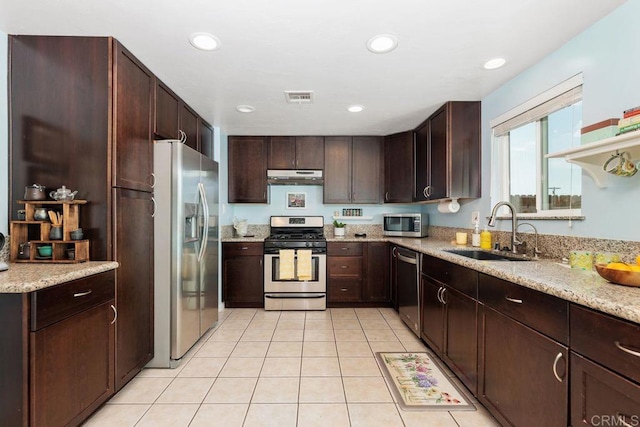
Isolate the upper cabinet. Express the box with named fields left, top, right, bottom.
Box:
left=228, top=136, right=269, bottom=203
left=416, top=101, right=481, bottom=202
left=180, top=103, right=199, bottom=152
left=268, top=136, right=324, bottom=169
left=324, top=136, right=382, bottom=204
left=200, top=118, right=215, bottom=160
left=384, top=131, right=414, bottom=203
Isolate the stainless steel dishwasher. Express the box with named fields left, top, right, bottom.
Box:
left=395, top=247, right=421, bottom=337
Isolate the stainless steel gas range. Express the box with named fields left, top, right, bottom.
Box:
left=263, top=216, right=327, bottom=310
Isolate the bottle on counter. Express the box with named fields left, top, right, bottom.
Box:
left=480, top=226, right=492, bottom=250
left=472, top=223, right=481, bottom=247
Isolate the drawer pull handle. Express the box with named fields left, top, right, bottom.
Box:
left=552, top=352, right=564, bottom=383
left=74, top=290, right=92, bottom=297
left=615, top=341, right=640, bottom=358
left=340, top=288, right=348, bottom=292
left=505, top=296, right=523, bottom=304
left=341, top=265, right=348, bottom=269
left=241, top=246, right=248, bottom=250
left=111, top=304, right=117, bottom=325
left=341, top=247, right=349, bottom=251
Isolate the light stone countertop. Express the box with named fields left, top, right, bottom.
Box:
left=221, top=234, right=640, bottom=324
left=0, top=261, right=119, bottom=293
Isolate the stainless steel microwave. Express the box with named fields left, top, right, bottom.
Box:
left=382, top=213, right=428, bottom=237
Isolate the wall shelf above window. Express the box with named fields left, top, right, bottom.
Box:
left=545, top=129, right=640, bottom=188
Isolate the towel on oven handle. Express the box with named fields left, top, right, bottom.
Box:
left=296, top=249, right=312, bottom=281
left=278, top=249, right=295, bottom=280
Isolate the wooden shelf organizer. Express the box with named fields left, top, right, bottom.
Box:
left=10, top=200, right=90, bottom=263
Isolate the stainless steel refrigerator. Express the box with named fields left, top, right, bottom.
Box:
left=148, top=140, right=219, bottom=368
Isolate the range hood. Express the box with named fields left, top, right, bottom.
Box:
left=267, top=169, right=323, bottom=185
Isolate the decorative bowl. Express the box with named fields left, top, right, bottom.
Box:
left=594, top=263, right=640, bottom=287
left=37, top=245, right=53, bottom=257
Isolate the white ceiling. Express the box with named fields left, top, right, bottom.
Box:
left=0, top=0, right=626, bottom=136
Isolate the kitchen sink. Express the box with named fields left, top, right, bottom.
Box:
left=445, top=249, right=534, bottom=261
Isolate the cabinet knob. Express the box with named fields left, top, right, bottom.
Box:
left=150, top=173, right=156, bottom=189
left=241, top=246, right=249, bottom=250
left=340, top=288, right=348, bottom=292
left=385, top=192, right=389, bottom=201
left=151, top=197, right=157, bottom=217
left=341, top=265, right=348, bottom=269
left=552, top=352, right=565, bottom=383
left=110, top=304, right=118, bottom=325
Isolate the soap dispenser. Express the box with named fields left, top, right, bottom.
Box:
left=480, top=226, right=492, bottom=250
left=471, top=223, right=481, bottom=247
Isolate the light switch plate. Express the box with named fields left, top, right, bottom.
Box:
left=471, top=211, right=480, bottom=225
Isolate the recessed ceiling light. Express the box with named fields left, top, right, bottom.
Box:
left=347, top=105, right=365, bottom=113
left=236, top=105, right=255, bottom=113
left=366, top=34, right=398, bottom=54
left=483, top=57, right=506, bottom=70
left=189, top=32, right=221, bottom=51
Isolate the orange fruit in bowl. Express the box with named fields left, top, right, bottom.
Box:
left=606, top=262, right=631, bottom=271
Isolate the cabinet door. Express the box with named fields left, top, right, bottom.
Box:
left=154, top=79, right=180, bottom=140
left=570, top=352, right=640, bottom=427
left=384, top=131, right=413, bottom=203
left=428, top=107, right=448, bottom=200
left=228, top=136, right=268, bottom=203
left=268, top=136, right=296, bottom=169
left=421, top=274, right=445, bottom=355
left=113, top=188, right=154, bottom=390
left=413, top=121, right=429, bottom=201
left=352, top=136, right=383, bottom=203
left=364, top=242, right=390, bottom=302
left=324, top=136, right=352, bottom=203
left=295, top=136, right=324, bottom=169
left=222, top=250, right=264, bottom=308
left=329, top=279, right=362, bottom=303
left=31, top=301, right=115, bottom=427
left=480, top=306, right=568, bottom=427
left=113, top=42, right=154, bottom=192
left=200, top=118, right=214, bottom=160
left=180, top=102, right=199, bottom=152
left=444, top=286, right=478, bottom=395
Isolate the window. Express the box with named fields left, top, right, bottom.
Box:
left=491, top=74, right=583, bottom=217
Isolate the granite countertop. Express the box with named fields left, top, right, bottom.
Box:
left=0, top=261, right=120, bottom=293
left=387, top=237, right=640, bottom=325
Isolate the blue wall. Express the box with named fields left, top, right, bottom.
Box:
left=425, top=0, right=640, bottom=242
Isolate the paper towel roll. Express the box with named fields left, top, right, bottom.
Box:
left=437, top=199, right=460, bottom=214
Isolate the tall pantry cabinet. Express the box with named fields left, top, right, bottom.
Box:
left=9, top=36, right=154, bottom=390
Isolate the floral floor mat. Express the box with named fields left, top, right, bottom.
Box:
left=376, top=352, right=475, bottom=411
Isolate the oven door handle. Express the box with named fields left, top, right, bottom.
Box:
left=265, top=293, right=326, bottom=299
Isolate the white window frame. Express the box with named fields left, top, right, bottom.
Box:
left=490, top=74, right=584, bottom=219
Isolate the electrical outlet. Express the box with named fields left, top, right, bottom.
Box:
left=471, top=211, right=480, bottom=225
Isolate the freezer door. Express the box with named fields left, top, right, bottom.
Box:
left=171, top=143, right=203, bottom=360
left=199, top=156, right=219, bottom=334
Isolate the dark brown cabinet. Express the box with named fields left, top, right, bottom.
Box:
left=180, top=103, right=199, bottom=151
left=415, top=101, right=481, bottom=201
left=113, top=42, right=155, bottom=193
left=222, top=243, right=264, bottom=308
left=383, top=131, right=413, bottom=203
left=570, top=305, right=640, bottom=426
left=154, top=80, right=180, bottom=140
left=478, top=273, right=569, bottom=427
left=113, top=189, right=154, bottom=389
left=327, top=242, right=363, bottom=304
left=0, top=271, right=116, bottom=427
left=200, top=119, right=215, bottom=160
left=363, top=242, right=390, bottom=303
left=228, top=136, right=268, bottom=203
left=268, top=136, right=324, bottom=170
left=324, top=136, right=382, bottom=204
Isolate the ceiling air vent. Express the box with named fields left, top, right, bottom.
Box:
left=284, top=91, right=314, bottom=104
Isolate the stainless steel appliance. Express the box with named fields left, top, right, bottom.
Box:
left=394, top=247, right=421, bottom=337
left=264, top=216, right=326, bottom=310
left=148, top=141, right=219, bottom=368
left=267, top=169, right=323, bottom=185
left=383, top=213, right=428, bottom=237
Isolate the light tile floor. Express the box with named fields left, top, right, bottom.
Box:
left=84, top=307, right=500, bottom=427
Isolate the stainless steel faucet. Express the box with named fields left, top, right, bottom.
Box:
left=516, top=222, right=542, bottom=259
left=488, top=201, right=521, bottom=254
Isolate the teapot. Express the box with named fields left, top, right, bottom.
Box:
left=24, top=183, right=46, bottom=201
left=18, top=242, right=31, bottom=259
left=49, top=185, right=78, bottom=201
left=233, top=217, right=249, bottom=237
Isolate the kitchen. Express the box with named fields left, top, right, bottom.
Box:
left=1, top=1, right=640, bottom=426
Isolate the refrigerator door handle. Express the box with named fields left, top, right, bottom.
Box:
left=197, top=182, right=210, bottom=262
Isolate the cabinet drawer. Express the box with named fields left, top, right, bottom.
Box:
left=328, top=256, right=362, bottom=278
left=571, top=304, right=640, bottom=384
left=329, top=280, right=362, bottom=302
left=223, top=242, right=263, bottom=256
left=31, top=270, right=115, bottom=331
left=479, top=273, right=568, bottom=344
left=327, top=242, right=363, bottom=256
left=422, top=254, right=477, bottom=298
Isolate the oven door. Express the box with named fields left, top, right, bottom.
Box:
left=264, top=253, right=326, bottom=293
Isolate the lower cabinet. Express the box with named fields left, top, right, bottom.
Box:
left=222, top=242, right=264, bottom=308
left=363, top=242, right=390, bottom=302
left=0, top=271, right=116, bottom=427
